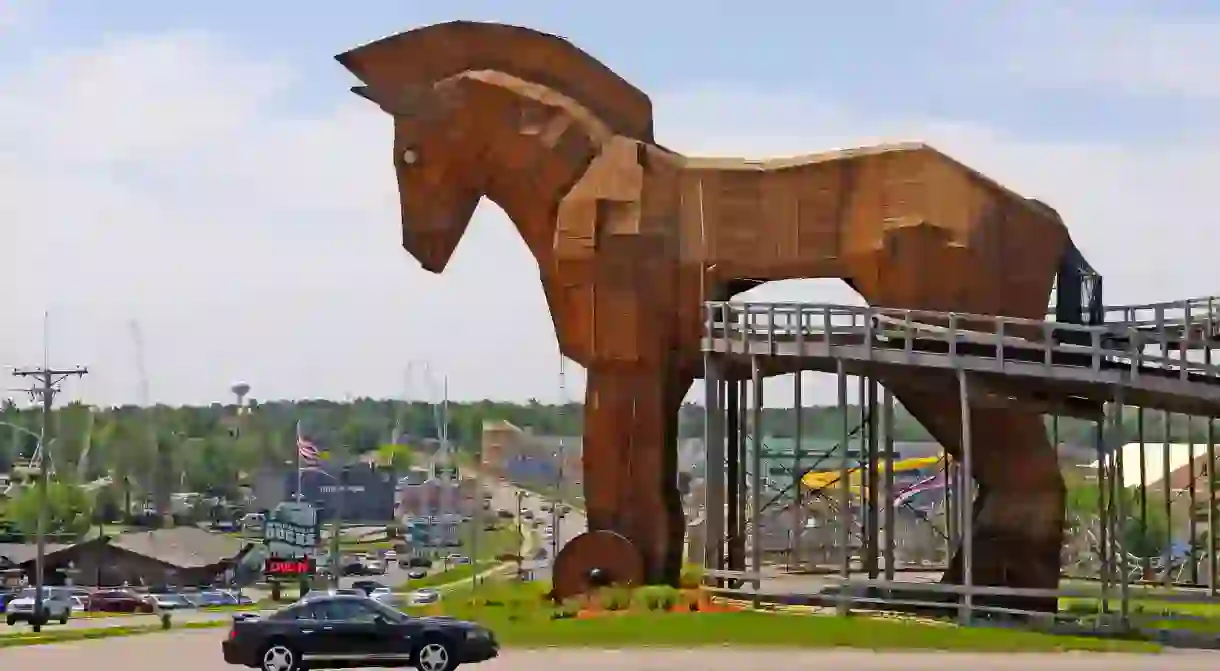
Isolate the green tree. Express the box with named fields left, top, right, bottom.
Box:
left=375, top=443, right=415, bottom=470
left=1065, top=481, right=1171, bottom=558
left=7, top=481, right=94, bottom=540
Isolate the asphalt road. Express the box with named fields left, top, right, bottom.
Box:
left=0, top=628, right=1215, bottom=670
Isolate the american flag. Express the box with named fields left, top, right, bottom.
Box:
left=296, top=421, right=320, bottom=466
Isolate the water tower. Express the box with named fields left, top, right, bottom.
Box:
left=231, top=381, right=251, bottom=413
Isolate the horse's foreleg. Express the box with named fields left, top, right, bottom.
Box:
left=581, top=365, right=690, bottom=584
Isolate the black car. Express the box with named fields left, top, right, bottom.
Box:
left=350, top=580, right=386, bottom=596
left=406, top=557, right=433, bottom=569
left=221, top=594, right=497, bottom=671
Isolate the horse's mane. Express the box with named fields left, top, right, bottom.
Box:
left=444, top=69, right=615, bottom=149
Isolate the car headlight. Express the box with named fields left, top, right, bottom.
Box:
left=465, top=628, right=490, bottom=641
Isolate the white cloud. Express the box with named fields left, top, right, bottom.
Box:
left=988, top=4, right=1220, bottom=100
left=0, top=27, right=1216, bottom=408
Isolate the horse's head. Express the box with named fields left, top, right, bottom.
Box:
left=335, top=21, right=655, bottom=273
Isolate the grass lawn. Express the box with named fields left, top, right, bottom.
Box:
left=395, top=524, right=525, bottom=591
left=1058, top=580, right=1220, bottom=633
left=403, top=580, right=1158, bottom=653
left=401, top=561, right=500, bottom=590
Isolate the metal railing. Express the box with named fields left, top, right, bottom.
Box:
left=1047, top=295, right=1220, bottom=345
left=703, top=302, right=1220, bottom=384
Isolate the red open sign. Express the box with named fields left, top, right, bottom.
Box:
left=265, top=558, right=314, bottom=576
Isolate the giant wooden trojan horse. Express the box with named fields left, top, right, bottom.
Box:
left=338, top=22, right=1077, bottom=610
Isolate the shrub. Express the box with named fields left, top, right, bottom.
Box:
left=552, top=598, right=581, bottom=619
left=637, top=585, right=681, bottom=611
left=600, top=587, right=633, bottom=611
left=679, top=564, right=704, bottom=589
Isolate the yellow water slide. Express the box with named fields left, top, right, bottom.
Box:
left=800, top=454, right=943, bottom=493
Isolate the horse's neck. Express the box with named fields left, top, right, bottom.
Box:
left=481, top=183, right=558, bottom=271
left=481, top=142, right=589, bottom=274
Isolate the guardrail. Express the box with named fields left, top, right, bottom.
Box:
left=702, top=567, right=1220, bottom=634
left=703, top=302, right=1220, bottom=384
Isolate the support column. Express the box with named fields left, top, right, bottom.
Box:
left=726, top=378, right=741, bottom=577
left=750, top=356, right=764, bottom=603
left=1109, top=386, right=1129, bottom=623
left=1138, top=408, right=1149, bottom=580
left=701, top=352, right=725, bottom=580
left=865, top=377, right=880, bottom=579
left=882, top=387, right=896, bottom=581
left=837, top=360, right=852, bottom=580
left=1096, top=417, right=1111, bottom=613
left=1163, top=410, right=1173, bottom=588
left=792, top=370, right=804, bottom=572
left=957, top=370, right=974, bottom=624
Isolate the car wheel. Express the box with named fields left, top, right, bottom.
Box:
left=5, top=616, right=13, bottom=626
left=260, top=643, right=299, bottom=671
left=59, top=612, right=67, bottom=625
left=414, top=637, right=458, bottom=671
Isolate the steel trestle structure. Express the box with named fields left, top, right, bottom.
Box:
left=700, top=296, right=1220, bottom=629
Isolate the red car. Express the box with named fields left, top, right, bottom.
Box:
left=86, top=589, right=154, bottom=613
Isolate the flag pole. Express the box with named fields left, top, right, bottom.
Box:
left=295, top=420, right=303, bottom=502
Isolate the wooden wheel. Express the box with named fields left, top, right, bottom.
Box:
left=550, top=530, right=644, bottom=601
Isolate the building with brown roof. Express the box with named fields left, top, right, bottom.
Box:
left=18, top=527, right=252, bottom=587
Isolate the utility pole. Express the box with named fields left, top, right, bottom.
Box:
left=12, top=364, right=87, bottom=632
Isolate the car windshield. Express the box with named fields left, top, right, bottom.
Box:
left=364, top=598, right=408, bottom=623
left=17, top=588, right=50, bottom=599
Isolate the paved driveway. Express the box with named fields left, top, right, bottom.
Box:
left=0, top=628, right=1216, bottom=670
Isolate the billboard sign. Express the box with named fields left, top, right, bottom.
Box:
left=263, top=501, right=319, bottom=562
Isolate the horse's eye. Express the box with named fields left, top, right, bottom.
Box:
left=401, top=148, right=419, bottom=165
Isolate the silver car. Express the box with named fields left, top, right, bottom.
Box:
left=407, top=589, right=440, bottom=606
left=5, top=588, right=72, bottom=625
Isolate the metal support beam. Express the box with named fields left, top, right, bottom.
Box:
left=750, top=356, right=764, bottom=606
left=702, top=352, right=725, bottom=580
left=957, top=369, right=974, bottom=624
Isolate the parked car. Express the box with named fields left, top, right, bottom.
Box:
left=364, top=559, right=386, bottom=575
left=145, top=593, right=196, bottom=610
left=445, top=554, right=470, bottom=565
left=87, top=589, right=155, bottom=613
left=68, top=596, right=87, bottom=612
left=406, top=568, right=428, bottom=580
left=407, top=588, right=441, bottom=606
left=5, top=587, right=73, bottom=625
left=0, top=588, right=18, bottom=613
left=350, top=580, right=386, bottom=596
left=222, top=594, right=496, bottom=671
left=406, top=556, right=433, bottom=569
left=193, top=590, right=240, bottom=608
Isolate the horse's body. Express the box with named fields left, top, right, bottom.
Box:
left=337, top=22, right=1069, bottom=609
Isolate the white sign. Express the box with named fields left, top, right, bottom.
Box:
left=263, top=502, right=319, bottom=559
left=319, top=485, right=366, bottom=493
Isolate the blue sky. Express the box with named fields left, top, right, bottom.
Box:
left=0, top=2, right=1217, bottom=405
left=10, top=1, right=1217, bottom=139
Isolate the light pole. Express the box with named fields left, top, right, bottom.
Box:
left=328, top=463, right=349, bottom=590
left=514, top=490, right=525, bottom=579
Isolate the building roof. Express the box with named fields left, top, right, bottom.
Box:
left=1088, top=443, right=1214, bottom=490
left=0, top=542, right=70, bottom=566
left=106, top=527, right=250, bottom=569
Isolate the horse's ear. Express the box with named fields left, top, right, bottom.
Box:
left=336, top=21, right=654, bottom=142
